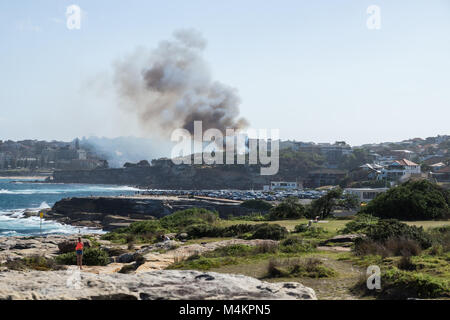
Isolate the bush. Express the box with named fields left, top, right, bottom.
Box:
left=206, top=244, right=254, bottom=257
left=240, top=199, right=273, bottom=211
left=279, top=236, right=316, bottom=253
left=384, top=238, right=422, bottom=256
left=360, top=180, right=450, bottom=220
left=250, top=224, right=288, bottom=240
left=265, top=258, right=336, bottom=278
left=229, top=213, right=268, bottom=221
left=268, top=197, right=305, bottom=220
left=160, top=208, right=219, bottom=231
left=429, top=244, right=444, bottom=256
left=56, top=248, right=110, bottom=266
left=185, top=223, right=221, bottom=239
left=294, top=224, right=309, bottom=233
left=397, top=256, right=416, bottom=271
left=339, top=214, right=379, bottom=234
left=382, top=268, right=450, bottom=299
left=428, top=226, right=450, bottom=253
left=365, top=219, right=432, bottom=249
left=221, top=224, right=258, bottom=237
left=302, top=226, right=328, bottom=238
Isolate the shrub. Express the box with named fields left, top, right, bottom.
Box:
left=279, top=236, right=316, bottom=253
left=353, top=239, right=390, bottom=257
left=428, top=226, right=450, bottom=252
left=365, top=219, right=432, bottom=249
left=184, top=224, right=221, bottom=239
left=265, top=258, right=336, bottom=278
left=397, top=256, right=416, bottom=271
left=254, top=242, right=279, bottom=254
left=354, top=237, right=422, bottom=258
left=206, top=244, right=254, bottom=257
left=160, top=208, right=219, bottom=231
left=221, top=224, right=258, bottom=237
left=302, top=226, right=328, bottom=238
left=240, top=199, right=273, bottom=211
left=360, top=180, right=450, bottom=220
left=429, top=244, right=444, bottom=256
left=268, top=197, right=305, bottom=220
left=56, top=248, right=110, bottom=266
left=123, top=220, right=165, bottom=235
left=250, top=224, right=288, bottom=240
left=339, top=214, right=378, bottom=234
left=229, top=213, right=269, bottom=221
left=294, top=224, right=309, bottom=233
left=382, top=268, right=450, bottom=299
left=384, top=238, right=422, bottom=256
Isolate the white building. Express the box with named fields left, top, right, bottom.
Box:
left=430, top=162, right=446, bottom=172
left=269, top=181, right=298, bottom=191
left=345, top=188, right=388, bottom=202
left=378, top=159, right=421, bottom=180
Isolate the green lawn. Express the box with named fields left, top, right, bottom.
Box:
left=219, top=218, right=450, bottom=232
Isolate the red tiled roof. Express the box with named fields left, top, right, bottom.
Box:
left=395, top=159, right=418, bottom=166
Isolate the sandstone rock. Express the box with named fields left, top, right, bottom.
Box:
left=320, top=234, right=365, bottom=246
left=0, top=270, right=317, bottom=300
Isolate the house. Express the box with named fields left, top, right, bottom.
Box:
left=429, top=162, right=446, bottom=172
left=344, top=188, right=388, bottom=203
left=379, top=159, right=421, bottom=181
left=431, top=166, right=450, bottom=182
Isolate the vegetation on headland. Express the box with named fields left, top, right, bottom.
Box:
left=4, top=179, right=449, bottom=300
left=360, top=180, right=450, bottom=220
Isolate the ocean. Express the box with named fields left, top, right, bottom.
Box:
left=0, top=178, right=139, bottom=237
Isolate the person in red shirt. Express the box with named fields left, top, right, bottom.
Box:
left=75, top=237, right=84, bottom=270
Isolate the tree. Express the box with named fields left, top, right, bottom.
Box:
left=338, top=193, right=360, bottom=210
left=269, top=197, right=305, bottom=220
left=309, top=188, right=343, bottom=219
left=360, top=180, right=450, bottom=220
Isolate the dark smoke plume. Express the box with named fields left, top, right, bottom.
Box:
left=113, top=29, right=249, bottom=136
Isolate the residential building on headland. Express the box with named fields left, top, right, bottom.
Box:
left=0, top=139, right=107, bottom=171
left=344, top=188, right=388, bottom=203
left=431, top=166, right=450, bottom=182
left=378, top=159, right=421, bottom=181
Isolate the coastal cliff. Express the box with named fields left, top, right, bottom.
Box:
left=46, top=196, right=255, bottom=230
left=51, top=164, right=270, bottom=189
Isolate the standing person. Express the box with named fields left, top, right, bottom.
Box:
left=76, top=237, right=84, bottom=270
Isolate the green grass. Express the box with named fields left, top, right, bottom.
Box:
left=221, top=218, right=450, bottom=232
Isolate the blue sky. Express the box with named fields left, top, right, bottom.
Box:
left=1, top=0, right=449, bottom=146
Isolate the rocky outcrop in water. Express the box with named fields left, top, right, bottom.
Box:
left=46, top=196, right=254, bottom=230
left=0, top=269, right=317, bottom=300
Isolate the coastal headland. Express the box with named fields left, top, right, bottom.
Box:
left=43, top=195, right=256, bottom=230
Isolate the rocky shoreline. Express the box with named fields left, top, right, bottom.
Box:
left=42, top=195, right=255, bottom=230
left=0, top=235, right=317, bottom=300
